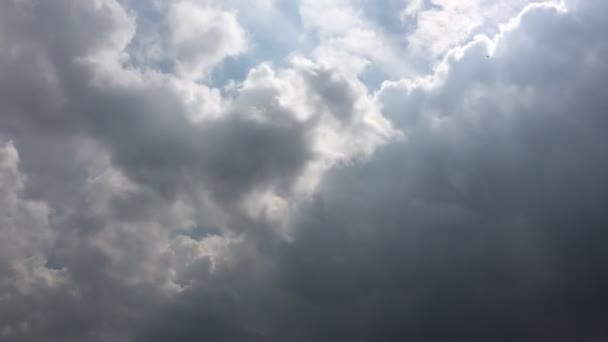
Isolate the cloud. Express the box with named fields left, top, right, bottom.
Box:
left=166, top=1, right=247, bottom=79
left=401, top=0, right=543, bottom=57
left=1, top=0, right=608, bottom=341
left=275, top=1, right=608, bottom=340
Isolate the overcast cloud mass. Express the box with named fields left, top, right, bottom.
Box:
left=1, top=0, right=608, bottom=341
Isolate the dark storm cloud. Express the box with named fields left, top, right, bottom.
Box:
left=275, top=3, right=608, bottom=341
left=139, top=2, right=608, bottom=342
left=1, top=0, right=608, bottom=342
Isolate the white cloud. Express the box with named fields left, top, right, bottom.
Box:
left=403, top=0, right=558, bottom=59
left=299, top=0, right=412, bottom=77
left=167, top=1, right=247, bottom=79
left=0, top=141, right=56, bottom=283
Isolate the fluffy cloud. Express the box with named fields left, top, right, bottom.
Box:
left=166, top=1, right=247, bottom=79
left=1, top=0, right=608, bottom=341
left=402, top=0, right=556, bottom=57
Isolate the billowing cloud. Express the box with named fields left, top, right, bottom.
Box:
left=166, top=1, right=247, bottom=79
left=402, top=0, right=556, bottom=57
left=1, top=0, right=607, bottom=341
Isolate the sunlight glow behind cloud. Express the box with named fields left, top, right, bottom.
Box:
left=1, top=0, right=607, bottom=341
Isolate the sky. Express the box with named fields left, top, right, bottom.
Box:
left=1, top=0, right=608, bottom=341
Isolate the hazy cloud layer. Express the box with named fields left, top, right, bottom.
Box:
left=1, top=0, right=607, bottom=341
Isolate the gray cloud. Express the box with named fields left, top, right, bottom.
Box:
left=274, top=2, right=608, bottom=340
left=1, top=0, right=608, bottom=341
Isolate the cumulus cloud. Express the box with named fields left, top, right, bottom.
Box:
left=1, top=0, right=608, bottom=341
left=166, top=1, right=247, bottom=79
left=402, top=0, right=556, bottom=57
